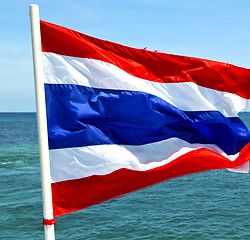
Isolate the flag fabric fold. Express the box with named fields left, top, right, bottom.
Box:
left=40, top=20, right=250, bottom=217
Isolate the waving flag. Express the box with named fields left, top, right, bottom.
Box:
left=40, top=21, right=250, bottom=217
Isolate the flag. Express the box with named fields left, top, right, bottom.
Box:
left=40, top=20, right=250, bottom=217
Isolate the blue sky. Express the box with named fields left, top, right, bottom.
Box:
left=0, top=0, right=249, bottom=112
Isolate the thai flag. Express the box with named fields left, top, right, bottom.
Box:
left=40, top=21, right=250, bottom=217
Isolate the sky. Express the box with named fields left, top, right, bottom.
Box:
left=0, top=0, right=249, bottom=112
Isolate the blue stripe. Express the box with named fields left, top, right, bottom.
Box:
left=45, top=84, right=250, bottom=155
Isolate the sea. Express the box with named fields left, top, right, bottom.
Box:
left=0, top=112, right=249, bottom=240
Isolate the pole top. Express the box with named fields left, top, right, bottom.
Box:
left=30, top=4, right=38, bottom=7
left=30, top=4, right=39, bottom=13
left=29, top=4, right=40, bottom=19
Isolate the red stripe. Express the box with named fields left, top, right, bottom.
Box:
left=51, top=143, right=250, bottom=217
left=40, top=20, right=250, bottom=99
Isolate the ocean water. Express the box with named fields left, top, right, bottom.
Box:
left=0, top=112, right=249, bottom=240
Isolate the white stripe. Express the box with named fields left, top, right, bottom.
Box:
left=49, top=138, right=238, bottom=183
left=228, top=161, right=249, bottom=173
left=42, top=52, right=248, bottom=117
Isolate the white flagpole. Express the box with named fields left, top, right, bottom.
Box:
left=30, top=4, right=56, bottom=240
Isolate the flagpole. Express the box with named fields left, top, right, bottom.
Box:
left=30, top=4, right=56, bottom=240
